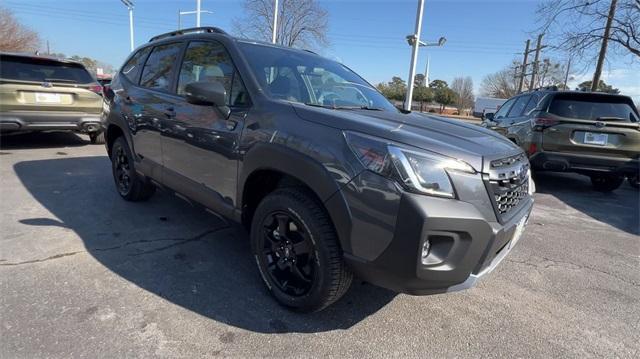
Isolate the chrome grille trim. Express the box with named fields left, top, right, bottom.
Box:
left=488, top=153, right=531, bottom=217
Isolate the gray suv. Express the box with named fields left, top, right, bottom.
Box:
left=103, top=27, right=534, bottom=312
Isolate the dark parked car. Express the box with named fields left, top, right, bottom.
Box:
left=483, top=88, right=640, bottom=191
left=103, top=27, right=534, bottom=312
left=0, top=52, right=105, bottom=143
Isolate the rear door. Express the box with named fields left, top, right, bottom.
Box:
left=541, top=93, right=640, bottom=159
left=131, top=42, right=184, bottom=175
left=491, top=97, right=517, bottom=136
left=0, top=54, right=101, bottom=114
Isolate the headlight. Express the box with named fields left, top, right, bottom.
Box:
left=344, top=131, right=476, bottom=198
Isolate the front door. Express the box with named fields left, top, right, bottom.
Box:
left=162, top=40, right=251, bottom=210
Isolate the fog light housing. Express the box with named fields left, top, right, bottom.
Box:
left=420, top=239, right=431, bottom=264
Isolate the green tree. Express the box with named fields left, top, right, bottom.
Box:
left=412, top=86, right=432, bottom=112
left=377, top=76, right=407, bottom=101
left=429, top=79, right=448, bottom=90
left=577, top=80, right=620, bottom=94
left=434, top=88, right=458, bottom=113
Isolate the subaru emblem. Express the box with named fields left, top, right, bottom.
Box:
left=595, top=121, right=606, bottom=128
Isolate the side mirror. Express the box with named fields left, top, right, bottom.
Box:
left=185, top=81, right=226, bottom=106
left=184, top=81, right=230, bottom=118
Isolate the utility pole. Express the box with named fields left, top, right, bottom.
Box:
left=563, top=58, right=572, bottom=90
left=272, top=0, right=279, bottom=44
left=517, top=40, right=530, bottom=93
left=178, top=9, right=181, bottom=30
left=120, top=0, right=135, bottom=52
left=592, top=0, right=618, bottom=92
left=46, top=40, right=50, bottom=55
left=178, top=4, right=212, bottom=30
left=529, top=34, right=544, bottom=91
left=404, top=0, right=425, bottom=111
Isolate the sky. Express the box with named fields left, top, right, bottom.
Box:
left=4, top=0, right=639, bottom=101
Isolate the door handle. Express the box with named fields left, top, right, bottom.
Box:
left=225, top=119, right=237, bottom=130
left=163, top=107, right=176, bottom=118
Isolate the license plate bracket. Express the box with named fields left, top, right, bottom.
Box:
left=35, top=92, right=61, bottom=103
left=584, top=132, right=608, bottom=146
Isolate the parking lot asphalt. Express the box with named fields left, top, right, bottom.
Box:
left=1, top=132, right=639, bottom=358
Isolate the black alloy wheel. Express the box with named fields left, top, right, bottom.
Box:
left=260, top=211, right=316, bottom=297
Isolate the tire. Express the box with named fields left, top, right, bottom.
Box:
left=590, top=174, right=624, bottom=192
left=628, top=176, right=639, bottom=189
left=250, top=188, right=352, bottom=312
left=90, top=132, right=105, bottom=144
left=111, top=137, right=155, bottom=201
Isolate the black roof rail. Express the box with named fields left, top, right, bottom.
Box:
left=523, top=85, right=559, bottom=93
left=149, top=27, right=227, bottom=42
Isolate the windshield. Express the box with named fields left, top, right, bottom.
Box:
left=0, top=55, right=95, bottom=84
left=549, top=96, right=639, bottom=123
left=237, top=42, right=397, bottom=111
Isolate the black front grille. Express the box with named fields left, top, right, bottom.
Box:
left=487, top=153, right=530, bottom=218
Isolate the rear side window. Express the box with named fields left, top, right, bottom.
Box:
left=549, top=96, right=639, bottom=122
left=523, top=93, right=542, bottom=115
left=121, top=47, right=151, bottom=83
left=0, top=55, right=94, bottom=84
left=507, top=95, right=531, bottom=118
left=140, top=43, right=182, bottom=91
left=494, top=98, right=516, bottom=120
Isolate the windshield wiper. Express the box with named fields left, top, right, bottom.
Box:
left=44, top=78, right=77, bottom=83
left=304, top=102, right=335, bottom=109
left=304, top=103, right=384, bottom=111
left=596, top=116, right=627, bottom=122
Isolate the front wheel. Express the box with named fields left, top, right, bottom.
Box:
left=590, top=174, right=624, bottom=192
left=250, top=188, right=352, bottom=312
left=111, top=137, right=155, bottom=201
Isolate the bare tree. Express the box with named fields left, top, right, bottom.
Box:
left=451, top=76, right=475, bottom=114
left=232, top=0, right=328, bottom=49
left=536, top=0, right=640, bottom=63
left=480, top=62, right=521, bottom=98
left=0, top=7, right=40, bottom=52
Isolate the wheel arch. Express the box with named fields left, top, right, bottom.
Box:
left=238, top=143, right=353, bottom=253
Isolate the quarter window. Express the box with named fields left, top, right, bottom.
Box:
left=140, top=43, right=182, bottom=91
left=177, top=41, right=249, bottom=106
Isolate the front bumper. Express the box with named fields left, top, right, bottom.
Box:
left=345, top=192, right=533, bottom=295
left=530, top=151, right=639, bottom=176
left=0, top=111, right=103, bottom=133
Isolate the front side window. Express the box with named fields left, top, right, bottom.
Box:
left=121, top=47, right=151, bottom=83
left=238, top=42, right=396, bottom=111
left=177, top=41, right=248, bottom=107
left=140, top=43, right=182, bottom=91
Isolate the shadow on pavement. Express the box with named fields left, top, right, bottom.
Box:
left=534, top=171, right=639, bottom=235
left=13, top=156, right=396, bottom=334
left=0, top=132, right=90, bottom=150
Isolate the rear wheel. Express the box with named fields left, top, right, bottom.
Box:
left=89, top=132, right=105, bottom=144
left=111, top=137, right=155, bottom=201
left=590, top=174, right=624, bottom=192
left=250, top=188, right=352, bottom=312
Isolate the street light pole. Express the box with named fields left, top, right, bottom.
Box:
left=196, top=0, right=201, bottom=27
left=272, top=0, right=279, bottom=44
left=120, top=0, right=135, bottom=52
left=404, top=0, right=425, bottom=111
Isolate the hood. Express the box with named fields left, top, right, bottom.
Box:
left=291, top=103, right=523, bottom=173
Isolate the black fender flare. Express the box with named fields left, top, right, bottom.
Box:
left=238, top=142, right=354, bottom=253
